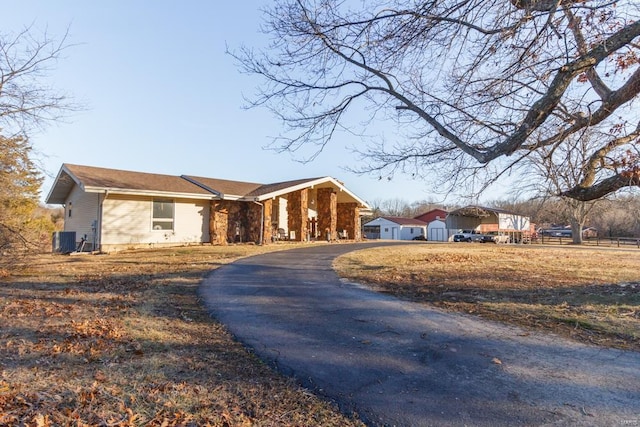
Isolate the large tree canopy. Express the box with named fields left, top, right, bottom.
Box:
left=0, top=27, right=71, bottom=135
left=234, top=0, right=640, bottom=201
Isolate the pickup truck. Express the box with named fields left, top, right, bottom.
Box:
left=452, top=229, right=483, bottom=242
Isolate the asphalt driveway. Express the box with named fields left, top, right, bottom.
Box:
left=199, top=242, right=640, bottom=426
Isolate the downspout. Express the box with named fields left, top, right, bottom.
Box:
left=98, top=190, right=109, bottom=252
left=253, top=201, right=264, bottom=245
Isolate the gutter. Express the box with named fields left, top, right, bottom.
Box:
left=96, top=190, right=109, bottom=252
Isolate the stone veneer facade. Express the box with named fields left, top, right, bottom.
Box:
left=209, top=188, right=360, bottom=245
left=317, top=188, right=337, bottom=241
left=287, top=188, right=308, bottom=241
left=261, top=199, right=273, bottom=244
left=210, top=199, right=274, bottom=245
left=337, top=202, right=361, bottom=240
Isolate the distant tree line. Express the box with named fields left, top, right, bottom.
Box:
left=368, top=194, right=640, bottom=239
left=365, top=198, right=449, bottom=220
left=488, top=195, right=640, bottom=239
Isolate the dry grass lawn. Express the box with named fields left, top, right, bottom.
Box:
left=0, top=244, right=364, bottom=427
left=3, top=242, right=639, bottom=426
left=334, top=243, right=640, bottom=352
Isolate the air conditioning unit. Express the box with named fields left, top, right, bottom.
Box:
left=52, top=231, right=76, bottom=254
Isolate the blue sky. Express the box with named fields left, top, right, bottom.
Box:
left=2, top=2, right=507, bottom=207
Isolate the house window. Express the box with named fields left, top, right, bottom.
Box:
left=410, top=228, right=414, bottom=234
left=152, top=199, right=174, bottom=230
left=68, top=202, right=72, bottom=218
left=384, top=228, right=389, bottom=232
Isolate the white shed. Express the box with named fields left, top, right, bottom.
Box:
left=427, top=219, right=448, bottom=241
left=363, top=216, right=428, bottom=240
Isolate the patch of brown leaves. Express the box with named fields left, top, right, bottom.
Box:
left=1, top=245, right=363, bottom=426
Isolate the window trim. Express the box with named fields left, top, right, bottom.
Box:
left=152, top=198, right=175, bottom=231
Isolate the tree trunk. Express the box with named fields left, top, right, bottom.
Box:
left=570, top=219, right=584, bottom=244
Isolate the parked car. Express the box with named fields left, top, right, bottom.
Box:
left=412, top=235, right=427, bottom=241
left=481, top=231, right=510, bottom=244
left=453, top=229, right=483, bottom=242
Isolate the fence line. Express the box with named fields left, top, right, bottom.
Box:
left=532, top=235, right=640, bottom=248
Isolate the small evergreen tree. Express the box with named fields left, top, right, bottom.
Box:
left=0, top=135, right=54, bottom=272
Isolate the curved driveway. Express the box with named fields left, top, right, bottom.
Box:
left=200, top=243, right=640, bottom=426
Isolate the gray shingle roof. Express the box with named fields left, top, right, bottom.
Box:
left=181, top=175, right=264, bottom=197
left=46, top=164, right=368, bottom=208
left=67, top=164, right=212, bottom=194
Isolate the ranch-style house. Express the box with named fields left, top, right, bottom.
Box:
left=46, top=164, right=370, bottom=252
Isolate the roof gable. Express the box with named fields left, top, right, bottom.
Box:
left=247, top=177, right=325, bottom=198
left=414, top=208, right=448, bottom=222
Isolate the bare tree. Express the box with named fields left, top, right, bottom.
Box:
left=233, top=0, right=640, bottom=201
left=589, top=195, right=640, bottom=237
left=525, top=129, right=609, bottom=243
left=0, top=27, right=74, bottom=268
left=0, top=26, right=73, bottom=135
left=380, top=198, right=412, bottom=217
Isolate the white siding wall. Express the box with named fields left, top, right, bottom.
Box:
left=277, top=197, right=289, bottom=234
left=64, top=186, right=100, bottom=247
left=498, top=213, right=530, bottom=231
left=371, top=218, right=396, bottom=240
left=176, top=200, right=210, bottom=243
left=428, top=220, right=448, bottom=241
left=101, top=195, right=209, bottom=246
left=362, top=219, right=427, bottom=240
left=400, top=226, right=425, bottom=240
left=363, top=218, right=402, bottom=240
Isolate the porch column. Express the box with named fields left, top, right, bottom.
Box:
left=287, top=188, right=308, bottom=241
left=247, top=202, right=262, bottom=244
left=262, top=199, right=273, bottom=244
left=317, top=188, right=337, bottom=241
left=337, top=202, right=361, bottom=240
left=210, top=200, right=229, bottom=246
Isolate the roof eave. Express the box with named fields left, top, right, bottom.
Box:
left=45, top=164, right=85, bottom=205
left=83, top=186, right=217, bottom=200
